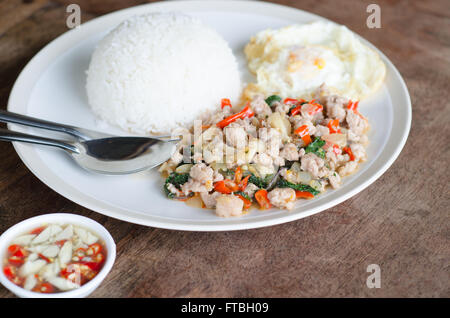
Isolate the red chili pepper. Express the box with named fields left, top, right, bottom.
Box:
left=87, top=243, right=102, bottom=256
left=238, top=175, right=250, bottom=191
left=290, top=105, right=302, bottom=116
left=30, top=226, right=46, bottom=235
left=221, top=98, right=232, bottom=109
left=234, top=166, right=243, bottom=184
left=8, top=256, right=25, bottom=266
left=225, top=179, right=240, bottom=192
left=283, top=98, right=299, bottom=105
left=295, top=191, right=315, bottom=199
left=33, top=282, right=54, bottom=294
left=74, top=248, right=87, bottom=261
left=236, top=194, right=252, bottom=210
left=332, top=144, right=341, bottom=156
left=327, top=119, right=341, bottom=134
left=38, top=253, right=51, bottom=263
left=216, top=104, right=254, bottom=129
left=82, top=261, right=102, bottom=272
left=55, top=240, right=67, bottom=247
left=93, top=253, right=105, bottom=264
left=306, top=100, right=324, bottom=115
left=8, top=244, right=27, bottom=258
left=7, top=244, right=21, bottom=255
left=294, top=125, right=312, bottom=146
left=3, top=266, right=15, bottom=280
left=343, top=146, right=355, bottom=161
left=214, top=180, right=233, bottom=194
left=347, top=100, right=359, bottom=112
left=214, top=179, right=239, bottom=194
left=255, top=189, right=272, bottom=210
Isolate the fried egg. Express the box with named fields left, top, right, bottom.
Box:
left=244, top=21, right=386, bottom=100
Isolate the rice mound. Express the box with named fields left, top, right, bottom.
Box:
left=86, top=12, right=241, bottom=135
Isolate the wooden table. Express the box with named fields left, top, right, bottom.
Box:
left=0, top=0, right=448, bottom=298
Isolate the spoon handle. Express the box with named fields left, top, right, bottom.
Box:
left=0, top=110, right=177, bottom=141
left=0, top=109, right=89, bottom=140
left=0, top=128, right=79, bottom=153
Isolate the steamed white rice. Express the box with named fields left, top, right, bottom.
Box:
left=86, top=12, right=241, bottom=135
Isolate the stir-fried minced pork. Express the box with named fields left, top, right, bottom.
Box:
left=215, top=194, right=244, bottom=217
left=328, top=172, right=342, bottom=189
left=251, top=94, right=272, bottom=118
left=200, top=191, right=221, bottom=209
left=159, top=86, right=370, bottom=217
left=181, top=163, right=214, bottom=194
left=268, top=188, right=296, bottom=210
left=301, top=153, right=329, bottom=179
left=346, top=110, right=368, bottom=135
left=280, top=143, right=300, bottom=161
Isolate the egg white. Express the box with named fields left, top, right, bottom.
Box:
left=244, top=21, right=386, bottom=101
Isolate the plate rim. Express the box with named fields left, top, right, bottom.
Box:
left=7, top=0, right=411, bottom=231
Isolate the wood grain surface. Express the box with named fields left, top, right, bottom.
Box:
left=0, top=0, right=449, bottom=298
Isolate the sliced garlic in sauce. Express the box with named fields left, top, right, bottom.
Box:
left=47, top=277, right=79, bottom=291
left=24, top=274, right=37, bottom=291
left=74, top=226, right=98, bottom=245
left=47, top=224, right=63, bottom=237
left=39, top=262, right=60, bottom=280
left=52, top=224, right=73, bottom=242
left=19, top=259, right=46, bottom=277
left=41, top=245, right=59, bottom=258
left=31, top=227, right=52, bottom=245
left=58, top=241, right=72, bottom=266
left=27, top=253, right=38, bottom=262
left=84, top=231, right=98, bottom=245
left=27, top=244, right=50, bottom=254
left=12, top=234, right=36, bottom=246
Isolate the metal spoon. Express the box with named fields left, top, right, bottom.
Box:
left=0, top=109, right=173, bottom=141
left=0, top=128, right=178, bottom=175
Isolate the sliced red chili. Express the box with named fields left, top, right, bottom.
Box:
left=8, top=256, right=25, bottom=266
left=86, top=243, right=102, bottom=256
left=214, top=180, right=233, bottom=194
left=234, top=166, right=243, bottom=184
left=93, top=253, right=105, bottom=264
left=75, top=247, right=86, bottom=257
left=295, top=191, right=315, bottom=199
left=290, top=105, right=302, bottom=116
left=283, top=98, right=299, bottom=105
left=216, top=104, right=254, bottom=129
left=236, top=194, right=252, bottom=210
left=82, top=261, right=102, bottom=272
left=332, top=144, right=341, bottom=156
left=221, top=98, right=232, bottom=109
left=30, top=226, right=46, bottom=235
left=7, top=244, right=21, bottom=255
left=294, top=125, right=312, bottom=146
left=327, top=119, right=341, bottom=134
left=55, top=240, right=67, bottom=247
left=305, top=100, right=323, bottom=115
left=8, top=244, right=27, bottom=258
left=255, top=189, right=272, bottom=210
left=38, top=253, right=51, bottom=263
left=238, top=175, right=250, bottom=191
left=33, top=282, right=54, bottom=294
left=347, top=100, right=359, bottom=112
left=343, top=146, right=355, bottom=161
left=3, top=266, right=15, bottom=280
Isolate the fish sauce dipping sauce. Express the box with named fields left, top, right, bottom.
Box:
left=3, top=224, right=106, bottom=293
left=0, top=214, right=115, bottom=297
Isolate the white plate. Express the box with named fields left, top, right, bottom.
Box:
left=7, top=0, right=411, bottom=231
